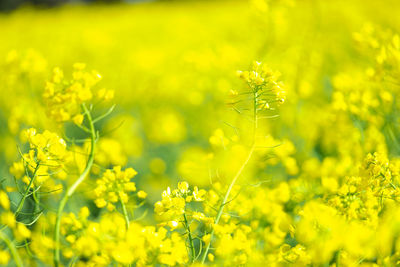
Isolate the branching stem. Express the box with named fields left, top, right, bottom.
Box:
left=15, top=161, right=41, bottom=218
left=201, top=90, right=258, bottom=263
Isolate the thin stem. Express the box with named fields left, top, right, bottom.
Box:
left=93, top=104, right=116, bottom=123
left=253, top=90, right=258, bottom=132
left=54, top=104, right=96, bottom=267
left=201, top=90, right=258, bottom=264
left=183, top=213, right=196, bottom=263
left=200, top=145, right=255, bottom=263
left=0, top=231, right=23, bottom=267
left=119, top=196, right=130, bottom=230
left=15, top=161, right=41, bottom=217
left=32, top=189, right=40, bottom=215
left=336, top=249, right=341, bottom=266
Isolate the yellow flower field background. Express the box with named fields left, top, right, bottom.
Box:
left=0, top=0, right=400, bottom=266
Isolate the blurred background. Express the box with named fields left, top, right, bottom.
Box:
left=0, top=0, right=399, bottom=219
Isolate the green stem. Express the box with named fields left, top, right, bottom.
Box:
left=200, top=145, right=255, bottom=263
left=0, top=231, right=23, bottom=267
left=183, top=213, right=195, bottom=263
left=119, top=196, right=130, bottom=230
left=53, top=104, right=96, bottom=267
left=32, top=189, right=40, bottom=215
left=336, top=249, right=341, bottom=266
left=201, top=90, right=258, bottom=264
left=15, top=161, right=41, bottom=217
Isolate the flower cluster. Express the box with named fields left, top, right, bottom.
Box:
left=43, top=63, right=114, bottom=123
left=333, top=25, right=400, bottom=129
left=57, top=209, right=188, bottom=266
left=326, top=152, right=400, bottom=224
left=199, top=181, right=292, bottom=265
left=154, top=181, right=208, bottom=227
left=9, top=128, right=69, bottom=185
left=236, top=61, right=286, bottom=107
left=94, top=166, right=142, bottom=211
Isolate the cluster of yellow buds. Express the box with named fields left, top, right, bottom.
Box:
left=236, top=61, right=286, bottom=107
left=209, top=128, right=231, bottom=148
left=211, top=223, right=253, bottom=265
left=342, top=153, right=400, bottom=201
left=353, top=24, right=400, bottom=69
left=9, top=128, right=69, bottom=185
left=60, top=207, right=90, bottom=243
left=60, top=207, right=105, bottom=262
left=94, top=166, right=142, bottom=211
left=360, top=152, right=400, bottom=200
left=325, top=153, right=400, bottom=224
left=59, top=211, right=188, bottom=266
left=154, top=181, right=207, bottom=227
left=43, top=63, right=114, bottom=124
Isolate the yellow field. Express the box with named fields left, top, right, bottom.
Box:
left=0, top=0, right=400, bottom=266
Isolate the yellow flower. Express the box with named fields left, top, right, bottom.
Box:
left=43, top=64, right=107, bottom=123
left=94, top=166, right=138, bottom=209
left=137, top=190, right=147, bottom=199
left=178, top=181, right=189, bottom=193
left=202, top=234, right=211, bottom=245
left=0, top=250, right=10, bottom=265
left=72, top=114, right=84, bottom=125
left=193, top=186, right=206, bottom=201
left=14, top=223, right=31, bottom=240
left=1, top=211, right=16, bottom=228
left=0, top=191, right=10, bottom=210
